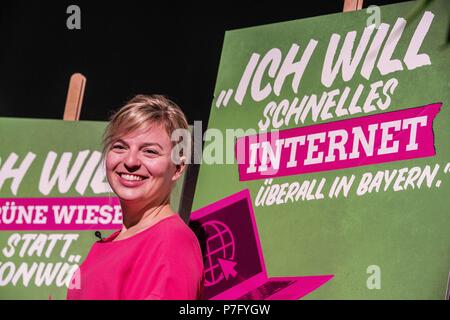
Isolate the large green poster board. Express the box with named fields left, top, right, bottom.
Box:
left=192, top=0, right=450, bottom=299
left=0, top=118, right=185, bottom=299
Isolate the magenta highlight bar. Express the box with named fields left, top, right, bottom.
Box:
left=0, top=196, right=122, bottom=230
left=236, top=103, right=442, bottom=181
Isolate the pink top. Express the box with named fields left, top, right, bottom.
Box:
left=67, top=214, right=204, bottom=300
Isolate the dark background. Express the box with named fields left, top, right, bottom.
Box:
left=0, top=0, right=411, bottom=125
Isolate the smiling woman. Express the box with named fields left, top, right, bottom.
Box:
left=66, top=94, right=204, bottom=300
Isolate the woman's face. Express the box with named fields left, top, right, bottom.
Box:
left=105, top=124, right=182, bottom=205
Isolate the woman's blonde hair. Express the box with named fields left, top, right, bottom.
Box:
left=102, top=94, right=189, bottom=158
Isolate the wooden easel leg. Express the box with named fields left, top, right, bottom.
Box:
left=63, top=73, right=86, bottom=121
left=343, top=0, right=364, bottom=12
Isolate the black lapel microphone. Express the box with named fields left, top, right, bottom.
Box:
left=94, top=231, right=103, bottom=242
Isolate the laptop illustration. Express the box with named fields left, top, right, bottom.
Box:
left=189, top=189, right=333, bottom=300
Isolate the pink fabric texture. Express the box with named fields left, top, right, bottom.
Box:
left=67, top=214, right=204, bottom=300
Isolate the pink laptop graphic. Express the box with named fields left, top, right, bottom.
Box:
left=189, top=189, right=333, bottom=300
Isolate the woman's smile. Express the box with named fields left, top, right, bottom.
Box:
left=115, top=171, right=149, bottom=187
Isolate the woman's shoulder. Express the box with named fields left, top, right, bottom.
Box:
left=153, top=214, right=199, bottom=243
left=144, top=214, right=198, bottom=245
left=142, top=215, right=203, bottom=266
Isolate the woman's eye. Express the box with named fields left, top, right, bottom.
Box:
left=144, top=149, right=158, bottom=155
left=112, top=145, right=125, bottom=150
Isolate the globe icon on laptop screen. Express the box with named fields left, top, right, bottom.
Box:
left=202, top=220, right=236, bottom=287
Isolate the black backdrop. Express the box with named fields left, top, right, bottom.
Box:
left=0, top=0, right=409, bottom=125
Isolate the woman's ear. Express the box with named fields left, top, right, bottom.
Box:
left=171, top=156, right=186, bottom=182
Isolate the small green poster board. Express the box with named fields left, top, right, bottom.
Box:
left=0, top=118, right=185, bottom=299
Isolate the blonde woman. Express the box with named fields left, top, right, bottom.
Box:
left=67, top=94, right=204, bottom=300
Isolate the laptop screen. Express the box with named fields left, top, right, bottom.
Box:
left=189, top=192, right=263, bottom=299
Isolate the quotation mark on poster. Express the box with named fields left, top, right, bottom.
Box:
left=215, top=89, right=234, bottom=108
left=444, top=163, right=450, bottom=174
left=435, top=163, right=450, bottom=188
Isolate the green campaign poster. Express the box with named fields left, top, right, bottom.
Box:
left=191, top=0, right=450, bottom=299
left=0, top=118, right=185, bottom=299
